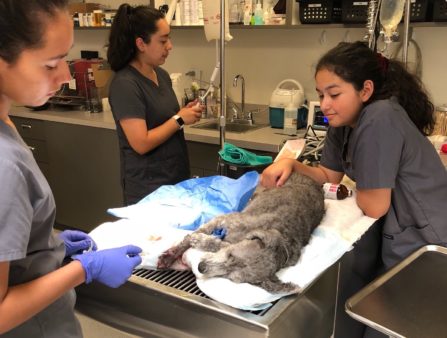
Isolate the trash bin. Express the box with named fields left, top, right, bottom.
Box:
left=220, top=160, right=269, bottom=179
left=218, top=142, right=273, bottom=179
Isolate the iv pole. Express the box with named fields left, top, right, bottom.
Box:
left=165, top=0, right=227, bottom=173
left=219, top=0, right=226, bottom=153
left=402, top=0, right=411, bottom=67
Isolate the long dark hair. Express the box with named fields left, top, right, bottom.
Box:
left=315, top=41, right=435, bottom=136
left=107, top=4, right=165, bottom=72
left=0, top=0, right=68, bottom=64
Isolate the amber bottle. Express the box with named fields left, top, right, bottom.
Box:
left=322, top=183, right=352, bottom=200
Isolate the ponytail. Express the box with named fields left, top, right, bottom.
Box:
left=107, top=4, right=135, bottom=72
left=107, top=4, right=165, bottom=72
left=380, top=60, right=435, bottom=136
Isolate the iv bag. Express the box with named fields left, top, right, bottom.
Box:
left=202, top=0, right=233, bottom=42
left=380, top=0, right=406, bottom=41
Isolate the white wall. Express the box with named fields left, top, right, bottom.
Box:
left=70, top=26, right=447, bottom=106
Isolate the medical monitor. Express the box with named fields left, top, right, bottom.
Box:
left=307, top=101, right=329, bottom=136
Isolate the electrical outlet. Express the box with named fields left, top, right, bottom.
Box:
left=185, top=68, right=197, bottom=78
left=185, top=67, right=202, bottom=82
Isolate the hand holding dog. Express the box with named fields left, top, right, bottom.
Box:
left=260, top=158, right=296, bottom=188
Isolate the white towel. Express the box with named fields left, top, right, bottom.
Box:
left=89, top=219, right=192, bottom=269
left=89, top=195, right=376, bottom=311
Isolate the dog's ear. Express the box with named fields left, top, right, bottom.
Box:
left=257, top=229, right=289, bottom=266
left=246, top=231, right=266, bottom=249
left=247, top=229, right=284, bottom=249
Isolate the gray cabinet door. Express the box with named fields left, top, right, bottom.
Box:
left=45, top=121, right=123, bottom=232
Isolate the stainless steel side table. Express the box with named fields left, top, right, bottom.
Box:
left=345, top=245, right=447, bottom=338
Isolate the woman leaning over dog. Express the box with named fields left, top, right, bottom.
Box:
left=0, top=1, right=142, bottom=336
left=261, top=41, right=447, bottom=338
left=107, top=4, right=203, bottom=205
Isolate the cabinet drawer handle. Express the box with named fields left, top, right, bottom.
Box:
left=21, top=124, right=32, bottom=129
left=28, top=146, right=36, bottom=152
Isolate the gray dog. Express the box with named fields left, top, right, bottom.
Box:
left=157, top=172, right=325, bottom=293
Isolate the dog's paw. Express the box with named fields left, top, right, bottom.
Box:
left=157, top=248, right=181, bottom=269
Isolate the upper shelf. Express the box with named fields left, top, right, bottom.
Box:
left=74, top=21, right=447, bottom=31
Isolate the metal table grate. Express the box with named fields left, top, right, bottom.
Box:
left=132, top=268, right=272, bottom=316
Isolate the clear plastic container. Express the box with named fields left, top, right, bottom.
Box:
left=433, top=105, right=447, bottom=136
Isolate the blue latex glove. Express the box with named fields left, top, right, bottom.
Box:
left=73, top=245, right=142, bottom=288
left=59, top=230, right=97, bottom=257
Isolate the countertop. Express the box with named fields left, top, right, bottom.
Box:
left=9, top=105, right=447, bottom=165
left=9, top=106, right=289, bottom=153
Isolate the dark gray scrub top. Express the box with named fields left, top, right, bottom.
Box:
left=109, top=65, right=190, bottom=204
left=0, top=120, right=82, bottom=337
left=321, top=98, right=447, bottom=269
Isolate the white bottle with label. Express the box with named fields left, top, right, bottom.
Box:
left=170, top=73, right=184, bottom=106
left=283, top=93, right=298, bottom=135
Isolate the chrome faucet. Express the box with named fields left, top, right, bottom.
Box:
left=233, top=74, right=245, bottom=119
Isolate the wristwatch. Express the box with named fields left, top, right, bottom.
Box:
left=172, top=115, right=184, bottom=129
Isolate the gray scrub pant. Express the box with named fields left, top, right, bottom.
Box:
left=334, top=218, right=387, bottom=338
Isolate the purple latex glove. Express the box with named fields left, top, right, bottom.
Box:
left=73, top=245, right=142, bottom=288
left=59, top=230, right=97, bottom=257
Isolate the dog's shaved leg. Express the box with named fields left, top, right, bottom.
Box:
left=157, top=221, right=230, bottom=269
left=157, top=234, right=195, bottom=269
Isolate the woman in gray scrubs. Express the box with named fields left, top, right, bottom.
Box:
left=107, top=4, right=203, bottom=205
left=261, top=41, right=447, bottom=337
left=0, top=1, right=142, bottom=336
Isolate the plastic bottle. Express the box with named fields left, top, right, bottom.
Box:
left=243, top=10, right=251, bottom=25
left=229, top=2, right=240, bottom=23
left=263, top=7, right=270, bottom=25
left=254, top=3, right=264, bottom=25
left=283, top=93, right=297, bottom=135
left=170, top=73, right=184, bottom=106
left=73, top=12, right=80, bottom=27
left=250, top=10, right=255, bottom=25
left=322, top=183, right=352, bottom=200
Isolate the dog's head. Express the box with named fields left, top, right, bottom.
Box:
left=197, top=229, right=289, bottom=286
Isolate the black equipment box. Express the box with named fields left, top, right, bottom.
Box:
left=409, top=0, right=433, bottom=22
left=341, top=1, right=369, bottom=23
left=433, top=0, right=447, bottom=21
left=341, top=0, right=433, bottom=24
left=297, top=0, right=342, bottom=24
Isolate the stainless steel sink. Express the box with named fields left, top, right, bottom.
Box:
left=191, top=120, right=267, bottom=133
